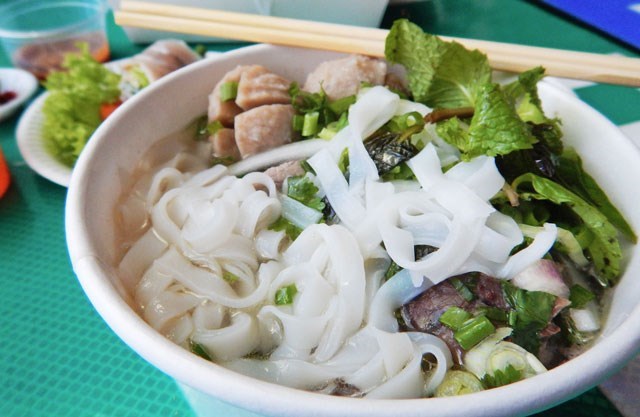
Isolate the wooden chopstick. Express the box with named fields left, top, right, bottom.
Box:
left=115, top=0, right=640, bottom=86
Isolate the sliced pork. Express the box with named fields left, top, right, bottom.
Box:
left=234, top=104, right=298, bottom=158
left=132, top=39, right=200, bottom=82
left=264, top=160, right=305, bottom=188
left=303, top=55, right=387, bottom=100
left=209, top=128, right=240, bottom=161
left=208, top=65, right=248, bottom=127
left=236, top=65, right=291, bottom=110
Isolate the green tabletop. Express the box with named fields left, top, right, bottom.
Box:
left=2, top=1, right=638, bottom=416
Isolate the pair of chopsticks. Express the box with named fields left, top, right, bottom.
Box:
left=115, top=0, right=640, bottom=87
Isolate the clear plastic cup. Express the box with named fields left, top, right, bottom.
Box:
left=0, top=0, right=110, bottom=80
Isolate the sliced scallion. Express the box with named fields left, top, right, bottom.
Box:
left=275, top=284, right=298, bottom=305
left=454, top=315, right=495, bottom=350
left=439, top=306, right=471, bottom=331
left=302, top=111, right=320, bottom=137
left=219, top=81, right=239, bottom=102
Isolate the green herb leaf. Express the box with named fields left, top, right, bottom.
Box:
left=437, top=83, right=538, bottom=161
left=269, top=216, right=302, bottom=240
left=190, top=339, right=213, bottom=361
left=286, top=175, right=325, bottom=212
left=569, top=284, right=596, bottom=309
left=275, top=284, right=298, bottom=305
left=554, top=148, right=636, bottom=243
left=482, top=364, right=523, bottom=389
left=502, top=281, right=556, bottom=354
left=385, top=19, right=491, bottom=108
left=512, top=173, right=623, bottom=285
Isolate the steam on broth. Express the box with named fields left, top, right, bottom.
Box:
left=115, top=21, right=634, bottom=398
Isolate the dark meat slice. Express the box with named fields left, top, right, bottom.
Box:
left=209, top=128, right=240, bottom=161
left=234, top=104, right=298, bottom=158
left=235, top=65, right=291, bottom=110
left=263, top=160, right=305, bottom=189
left=303, top=55, right=387, bottom=101
left=402, top=281, right=471, bottom=365
left=474, top=273, right=510, bottom=310
left=208, top=65, right=249, bottom=127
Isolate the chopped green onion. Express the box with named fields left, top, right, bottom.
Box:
left=328, top=95, right=356, bottom=115
left=569, top=284, right=596, bottom=309
left=450, top=277, right=474, bottom=301
left=454, top=315, right=495, bottom=350
left=223, top=270, right=239, bottom=283
left=435, top=370, right=484, bottom=397
left=207, top=120, right=224, bottom=136
left=302, top=111, right=320, bottom=136
left=190, top=339, right=213, bottom=361
left=219, top=81, right=239, bottom=102
left=439, top=306, right=472, bottom=330
left=292, top=114, right=305, bottom=132
left=275, top=284, right=298, bottom=305
left=337, top=148, right=350, bottom=174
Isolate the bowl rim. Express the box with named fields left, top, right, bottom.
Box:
left=66, top=43, right=640, bottom=417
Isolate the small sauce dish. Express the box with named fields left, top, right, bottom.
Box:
left=0, top=68, right=38, bottom=122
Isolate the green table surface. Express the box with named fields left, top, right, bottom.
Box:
left=2, top=1, right=638, bottom=416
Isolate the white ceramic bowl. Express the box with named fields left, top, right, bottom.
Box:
left=66, top=44, right=640, bottom=417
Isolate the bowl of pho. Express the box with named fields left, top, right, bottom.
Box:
left=66, top=20, right=640, bottom=417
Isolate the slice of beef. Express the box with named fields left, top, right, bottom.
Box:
left=234, top=104, right=298, bottom=158
left=209, top=128, right=240, bottom=161
left=303, top=55, right=387, bottom=101
left=474, top=273, right=510, bottom=310
left=401, top=280, right=471, bottom=364
left=235, top=65, right=291, bottom=110
left=208, top=65, right=248, bottom=127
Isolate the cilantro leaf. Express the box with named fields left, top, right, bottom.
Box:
left=286, top=175, right=325, bottom=212
left=502, top=281, right=556, bottom=354
left=569, top=284, right=596, bottom=309
left=482, top=364, right=523, bottom=389
left=269, top=217, right=302, bottom=240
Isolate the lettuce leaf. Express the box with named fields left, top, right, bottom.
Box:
left=385, top=19, right=491, bottom=108
left=42, top=44, right=121, bottom=167
left=512, top=173, right=622, bottom=285
left=554, top=148, right=637, bottom=243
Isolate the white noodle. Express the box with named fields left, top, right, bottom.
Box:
left=117, top=83, right=559, bottom=399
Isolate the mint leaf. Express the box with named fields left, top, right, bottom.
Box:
left=513, top=173, right=623, bottom=285
left=385, top=19, right=491, bottom=108
left=437, top=84, right=537, bottom=160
